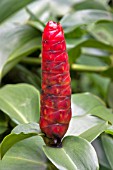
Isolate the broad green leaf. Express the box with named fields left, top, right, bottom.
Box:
left=82, top=47, right=109, bottom=58
left=80, top=121, right=108, bottom=142
left=77, top=54, right=108, bottom=66
left=102, top=135, right=113, bottom=169
left=43, top=136, right=99, bottom=170
left=49, top=0, right=76, bottom=16
left=71, top=93, right=113, bottom=124
left=93, top=138, right=111, bottom=170
left=66, top=37, right=113, bottom=63
left=0, top=84, right=40, bottom=124
left=66, top=115, right=105, bottom=136
left=0, top=122, right=40, bottom=159
left=0, top=136, right=56, bottom=170
left=72, top=0, right=109, bottom=11
left=69, top=93, right=110, bottom=141
left=0, top=0, right=35, bottom=23
left=89, top=106, right=113, bottom=124
left=88, top=21, right=113, bottom=46
left=66, top=37, right=113, bottom=52
left=0, top=0, right=50, bottom=27
left=107, top=81, right=113, bottom=108
left=78, top=47, right=110, bottom=67
left=61, top=9, right=113, bottom=31
left=0, top=24, right=41, bottom=78
left=71, top=93, right=105, bottom=116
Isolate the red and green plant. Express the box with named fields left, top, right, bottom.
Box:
left=0, top=0, right=113, bottom=170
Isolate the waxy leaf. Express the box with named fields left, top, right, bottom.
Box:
left=69, top=93, right=110, bottom=142
left=93, top=138, right=111, bottom=169
left=71, top=93, right=105, bottom=116
left=0, top=122, right=40, bottom=159
left=80, top=121, right=108, bottom=142
left=66, top=115, right=105, bottom=136
left=102, top=135, right=113, bottom=169
left=0, top=136, right=55, bottom=170
left=0, top=0, right=35, bottom=23
left=88, top=21, right=113, bottom=46
left=0, top=25, right=41, bottom=78
left=61, top=9, right=113, bottom=31
left=43, top=136, right=99, bottom=170
left=0, top=84, right=40, bottom=124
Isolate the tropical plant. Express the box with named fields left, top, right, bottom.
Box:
left=0, top=0, right=113, bottom=169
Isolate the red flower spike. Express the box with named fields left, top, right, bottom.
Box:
left=40, top=21, right=72, bottom=147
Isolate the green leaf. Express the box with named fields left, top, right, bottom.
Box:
left=89, top=106, right=113, bottom=124
left=66, top=37, right=113, bottom=52
left=27, top=20, right=44, bottom=32
left=0, top=84, right=40, bottom=124
left=66, top=115, right=105, bottom=136
left=69, top=93, right=110, bottom=141
left=102, top=135, right=113, bottom=169
left=80, top=121, right=108, bottom=142
left=93, top=138, right=111, bottom=169
left=107, top=81, right=113, bottom=108
left=61, top=9, right=113, bottom=31
left=72, top=0, right=109, bottom=11
left=77, top=54, right=108, bottom=66
left=88, top=21, right=113, bottom=46
left=0, top=122, right=40, bottom=159
left=71, top=93, right=105, bottom=116
left=71, top=93, right=113, bottom=124
left=66, top=37, right=113, bottom=64
left=0, top=0, right=35, bottom=23
left=43, top=136, right=99, bottom=170
left=0, top=24, right=41, bottom=78
left=0, top=136, right=55, bottom=170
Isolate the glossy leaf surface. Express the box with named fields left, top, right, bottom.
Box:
left=43, top=136, right=99, bottom=170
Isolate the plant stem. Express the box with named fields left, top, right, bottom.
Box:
left=21, top=57, right=41, bottom=65
left=71, top=64, right=109, bottom=72
left=21, top=57, right=109, bottom=72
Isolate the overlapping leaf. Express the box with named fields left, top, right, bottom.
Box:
left=102, top=135, right=113, bottom=169
left=61, top=9, right=113, bottom=31
left=43, top=136, right=99, bottom=170
left=0, top=84, right=40, bottom=124
left=0, top=24, right=41, bottom=78
left=0, top=123, right=40, bottom=159
left=67, top=93, right=112, bottom=142
left=0, top=136, right=56, bottom=170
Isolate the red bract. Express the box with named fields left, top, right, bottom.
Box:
left=40, top=21, right=72, bottom=147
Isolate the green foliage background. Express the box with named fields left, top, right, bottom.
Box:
left=0, top=0, right=113, bottom=169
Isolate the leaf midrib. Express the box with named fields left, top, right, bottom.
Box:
left=62, top=148, right=77, bottom=170
left=0, top=97, right=28, bottom=124
left=46, top=147, right=78, bottom=170
left=6, top=156, right=47, bottom=167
